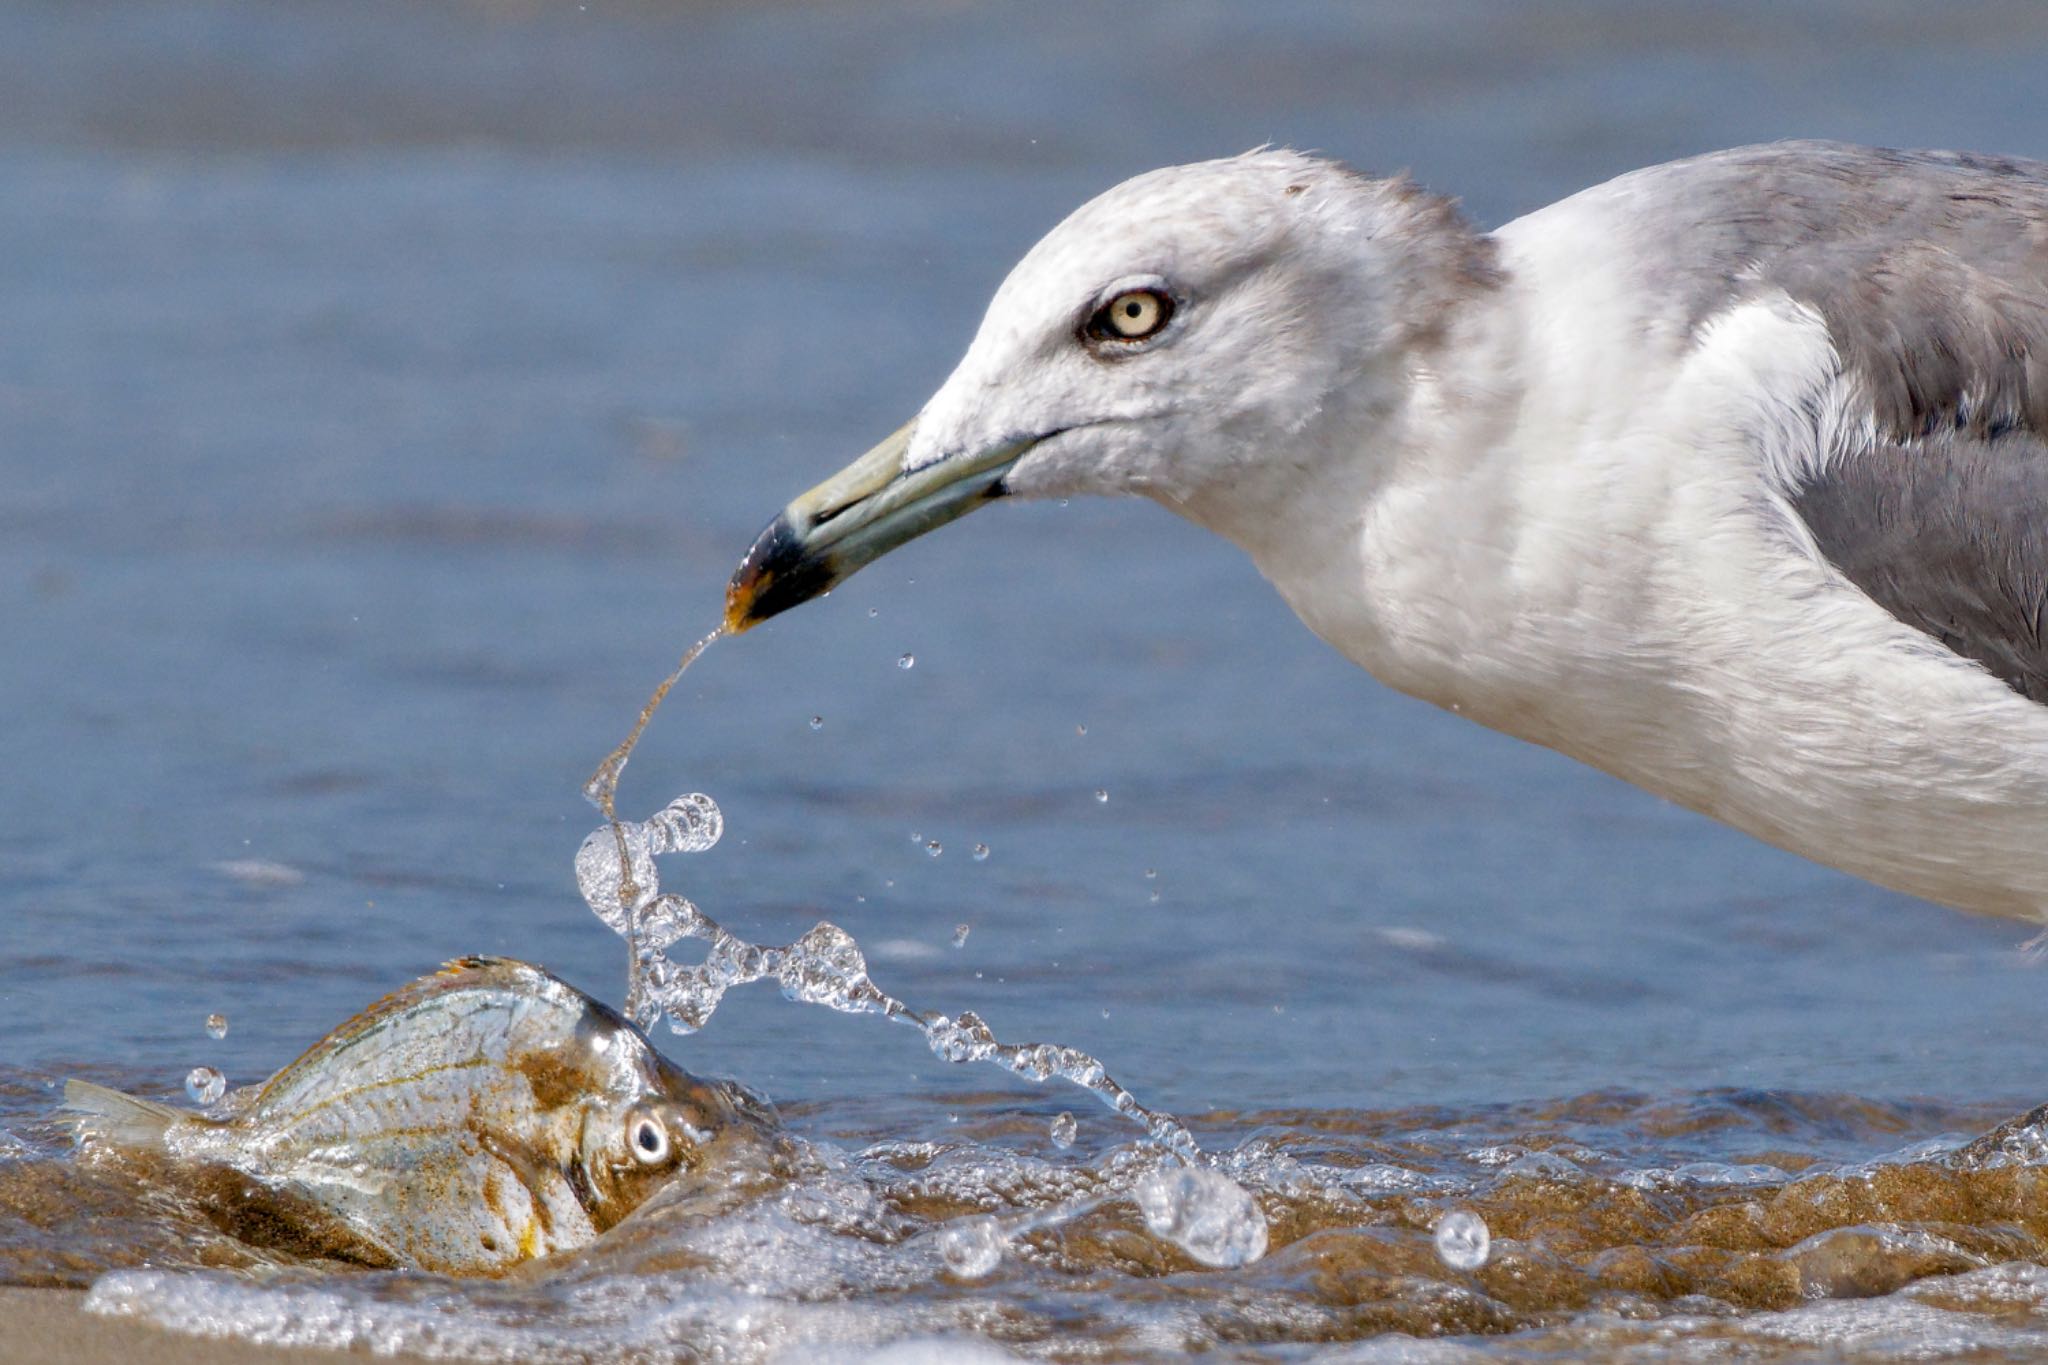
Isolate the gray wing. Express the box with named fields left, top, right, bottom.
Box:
left=1619, top=142, right=2048, bottom=702
left=1789, top=433, right=2048, bottom=702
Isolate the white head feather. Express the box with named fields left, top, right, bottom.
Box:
left=903, top=149, right=1501, bottom=548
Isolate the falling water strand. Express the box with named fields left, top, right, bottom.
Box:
left=575, top=797, right=1204, bottom=1165
left=581, top=627, right=722, bottom=822
left=576, top=626, right=722, bottom=985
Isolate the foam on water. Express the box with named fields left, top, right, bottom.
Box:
left=48, top=1076, right=2048, bottom=1363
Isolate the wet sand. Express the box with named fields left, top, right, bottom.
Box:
left=0, top=1287, right=436, bottom=1365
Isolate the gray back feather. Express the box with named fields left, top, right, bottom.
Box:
left=1609, top=142, right=2048, bottom=702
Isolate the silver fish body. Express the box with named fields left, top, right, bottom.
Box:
left=67, top=956, right=777, bottom=1275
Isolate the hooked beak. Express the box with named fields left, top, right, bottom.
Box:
left=724, top=419, right=1038, bottom=632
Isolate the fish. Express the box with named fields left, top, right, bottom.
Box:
left=65, top=956, right=779, bottom=1276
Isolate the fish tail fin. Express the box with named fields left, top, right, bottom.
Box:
left=62, top=1079, right=184, bottom=1148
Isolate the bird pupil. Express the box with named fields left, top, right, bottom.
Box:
left=638, top=1124, right=658, bottom=1149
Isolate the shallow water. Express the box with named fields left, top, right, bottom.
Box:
left=7, top=0, right=2048, bottom=1359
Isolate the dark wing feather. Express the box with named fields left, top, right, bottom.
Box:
left=1789, top=431, right=2048, bottom=702
left=1622, top=142, right=2048, bottom=703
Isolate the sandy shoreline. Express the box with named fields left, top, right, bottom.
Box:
left=0, top=1287, right=438, bottom=1365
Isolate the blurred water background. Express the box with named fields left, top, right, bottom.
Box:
left=6, top=4, right=2048, bottom=1355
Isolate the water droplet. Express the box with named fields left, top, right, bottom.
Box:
left=185, top=1066, right=226, bottom=1106
left=809, top=715, right=823, bottom=731
left=867, top=607, right=878, bottom=618
left=951, top=924, right=970, bottom=949
left=898, top=654, right=915, bottom=670
left=937, top=1216, right=1006, bottom=1279
left=1133, top=1166, right=1267, bottom=1267
left=1148, top=890, right=1161, bottom=905
left=909, top=831, right=921, bottom=843
left=1094, top=789, right=1109, bottom=804
left=1434, top=1208, right=1491, bottom=1270
left=925, top=840, right=942, bottom=858
left=1144, top=868, right=1157, bottom=879
left=204, top=1013, right=228, bottom=1041
left=1075, top=723, right=1087, bottom=736
left=1050, top=1111, right=1077, bottom=1148
left=971, top=843, right=989, bottom=862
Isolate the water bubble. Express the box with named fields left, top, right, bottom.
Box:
left=972, top=843, right=990, bottom=862
left=1133, top=1166, right=1268, bottom=1267
left=925, top=840, right=942, bottom=858
left=576, top=826, right=656, bottom=932
left=185, top=1066, right=226, bottom=1106
left=898, top=654, right=915, bottom=670
left=204, top=1013, right=228, bottom=1041
left=937, top=1216, right=1006, bottom=1279
left=809, top=715, right=823, bottom=731
left=1050, top=1111, right=1077, bottom=1148
left=1094, top=789, right=1109, bottom=804
left=646, top=792, right=722, bottom=855
left=951, top=924, right=970, bottom=949
left=1434, top=1208, right=1491, bottom=1270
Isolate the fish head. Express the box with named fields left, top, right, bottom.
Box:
left=572, top=1020, right=771, bottom=1230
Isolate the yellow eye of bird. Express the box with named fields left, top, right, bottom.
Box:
left=1088, top=289, right=1173, bottom=343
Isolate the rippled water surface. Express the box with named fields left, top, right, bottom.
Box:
left=7, top=1, right=2048, bottom=1359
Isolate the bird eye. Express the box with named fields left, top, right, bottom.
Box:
left=1086, top=288, right=1173, bottom=344
left=627, top=1111, right=670, bottom=1165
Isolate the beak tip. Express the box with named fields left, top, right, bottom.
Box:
left=724, top=510, right=829, bottom=633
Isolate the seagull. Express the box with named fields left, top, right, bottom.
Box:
left=725, top=141, right=2048, bottom=922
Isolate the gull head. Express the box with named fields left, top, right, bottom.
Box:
left=726, top=149, right=1496, bottom=630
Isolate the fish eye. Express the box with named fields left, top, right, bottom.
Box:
left=1085, top=288, right=1174, bottom=345
left=627, top=1111, right=671, bottom=1165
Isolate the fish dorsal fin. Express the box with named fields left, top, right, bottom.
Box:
left=249, top=957, right=581, bottom=1118
left=63, top=1079, right=187, bottom=1148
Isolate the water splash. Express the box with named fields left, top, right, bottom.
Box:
left=936, top=1216, right=1005, bottom=1278
left=1435, top=1207, right=1491, bottom=1270
left=184, top=1066, right=226, bottom=1106
left=576, top=795, right=1209, bottom=1167
left=1132, top=1166, right=1268, bottom=1268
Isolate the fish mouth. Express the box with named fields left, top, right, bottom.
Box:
left=724, top=420, right=1044, bottom=631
